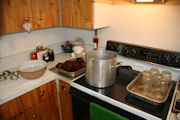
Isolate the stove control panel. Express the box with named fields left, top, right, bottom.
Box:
left=106, top=40, right=180, bottom=69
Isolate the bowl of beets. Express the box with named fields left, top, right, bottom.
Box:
left=56, top=58, right=85, bottom=72
left=61, top=41, right=73, bottom=53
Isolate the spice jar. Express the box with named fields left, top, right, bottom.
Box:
left=30, top=51, right=37, bottom=60
left=36, top=45, right=44, bottom=52
left=36, top=46, right=47, bottom=61
left=48, top=49, right=54, bottom=61
left=43, top=53, right=49, bottom=62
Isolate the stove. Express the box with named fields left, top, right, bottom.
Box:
left=70, top=40, right=180, bottom=120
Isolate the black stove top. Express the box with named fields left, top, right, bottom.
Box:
left=73, top=66, right=176, bottom=120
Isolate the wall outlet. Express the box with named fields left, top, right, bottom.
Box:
left=9, top=40, right=16, bottom=51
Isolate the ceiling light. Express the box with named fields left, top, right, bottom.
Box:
left=132, top=0, right=165, bottom=3
left=136, top=0, right=154, bottom=2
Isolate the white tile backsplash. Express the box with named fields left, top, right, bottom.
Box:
left=0, top=27, right=94, bottom=71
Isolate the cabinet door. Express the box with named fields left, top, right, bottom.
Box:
left=21, top=80, right=57, bottom=110
left=25, top=95, right=60, bottom=120
left=10, top=113, right=26, bottom=120
left=31, top=0, right=60, bottom=29
left=61, top=0, right=93, bottom=29
left=59, top=81, right=73, bottom=120
left=61, top=0, right=75, bottom=27
left=75, top=0, right=93, bottom=28
left=0, top=97, right=24, bottom=120
left=0, top=0, right=33, bottom=35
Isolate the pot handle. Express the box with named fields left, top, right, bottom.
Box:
left=110, top=62, right=123, bottom=69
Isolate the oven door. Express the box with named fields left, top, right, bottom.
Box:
left=70, top=87, right=145, bottom=120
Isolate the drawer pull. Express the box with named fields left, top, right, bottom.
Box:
left=33, top=114, right=37, bottom=119
left=62, top=86, right=66, bottom=91
left=84, top=16, right=88, bottom=20
left=65, top=104, right=68, bottom=107
left=24, top=17, right=29, bottom=21
left=38, top=16, right=43, bottom=21
left=40, top=92, right=44, bottom=97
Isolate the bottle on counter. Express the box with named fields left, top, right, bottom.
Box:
left=43, top=53, right=49, bottom=62
left=36, top=46, right=47, bottom=61
left=30, top=51, right=37, bottom=60
left=93, top=30, right=99, bottom=50
left=48, top=49, right=54, bottom=61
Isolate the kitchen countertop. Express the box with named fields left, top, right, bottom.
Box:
left=0, top=53, right=81, bottom=105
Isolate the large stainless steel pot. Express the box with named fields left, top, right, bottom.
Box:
left=85, top=50, right=118, bottom=88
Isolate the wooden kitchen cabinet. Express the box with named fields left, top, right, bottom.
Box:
left=23, top=80, right=60, bottom=120
left=25, top=95, right=60, bottom=120
left=31, top=0, right=60, bottom=29
left=0, top=80, right=60, bottom=120
left=10, top=113, right=26, bottom=120
left=61, top=0, right=111, bottom=29
left=59, top=80, right=73, bottom=120
left=0, top=0, right=60, bottom=35
left=21, top=80, right=57, bottom=110
left=0, top=0, right=33, bottom=34
left=0, top=97, right=24, bottom=120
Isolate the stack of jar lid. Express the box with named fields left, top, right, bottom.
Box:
left=0, top=70, right=20, bottom=81
left=30, top=45, right=54, bottom=62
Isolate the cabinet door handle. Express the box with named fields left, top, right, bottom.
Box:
left=65, top=104, right=68, bottom=107
left=38, top=16, right=43, bottom=21
left=84, top=16, right=88, bottom=20
left=24, top=17, right=29, bottom=21
left=33, top=114, right=37, bottom=119
left=62, top=86, right=66, bottom=91
left=40, top=92, right=44, bottom=97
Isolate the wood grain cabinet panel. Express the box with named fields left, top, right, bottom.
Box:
left=61, top=0, right=93, bottom=29
left=0, top=0, right=60, bottom=35
left=0, top=97, right=24, bottom=120
left=0, top=0, right=33, bottom=35
left=25, top=95, right=60, bottom=120
left=10, top=113, right=26, bottom=120
left=21, top=80, right=57, bottom=110
left=59, top=80, right=73, bottom=120
left=31, top=0, right=60, bottom=29
left=61, top=0, right=110, bottom=29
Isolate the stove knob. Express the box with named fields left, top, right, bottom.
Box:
left=130, top=49, right=136, bottom=57
left=123, top=47, right=130, bottom=56
left=162, top=54, right=170, bottom=65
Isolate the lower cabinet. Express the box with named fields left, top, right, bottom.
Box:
left=0, top=97, right=24, bottom=120
left=0, top=80, right=60, bottom=120
left=10, top=113, right=26, bottom=120
left=59, top=80, right=73, bottom=120
left=25, top=95, right=60, bottom=120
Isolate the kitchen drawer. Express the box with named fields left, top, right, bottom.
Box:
left=0, top=97, right=24, bottom=120
left=10, top=113, right=26, bottom=120
left=25, top=95, right=60, bottom=120
left=21, top=80, right=57, bottom=110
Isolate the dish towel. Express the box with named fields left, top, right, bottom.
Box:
left=90, top=102, right=128, bottom=120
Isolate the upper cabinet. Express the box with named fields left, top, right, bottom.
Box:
left=61, top=0, right=111, bottom=29
left=0, top=0, right=33, bottom=34
left=0, top=0, right=60, bottom=35
left=31, top=0, right=60, bottom=29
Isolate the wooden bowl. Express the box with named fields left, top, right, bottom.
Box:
left=18, top=60, right=47, bottom=79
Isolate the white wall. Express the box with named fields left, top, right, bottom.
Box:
left=97, top=4, right=180, bottom=52
left=0, top=27, right=94, bottom=58
left=0, top=27, right=94, bottom=70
